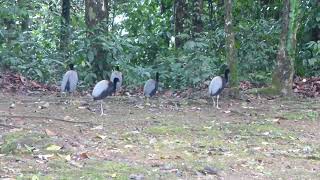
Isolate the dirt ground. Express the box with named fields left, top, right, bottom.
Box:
left=0, top=92, right=319, bottom=179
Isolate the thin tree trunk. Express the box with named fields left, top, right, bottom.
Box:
left=85, top=0, right=109, bottom=28
left=224, top=0, right=238, bottom=91
left=85, top=0, right=110, bottom=80
left=272, top=0, right=300, bottom=95
left=193, top=0, right=204, bottom=34
left=60, top=0, right=71, bottom=51
left=174, top=0, right=186, bottom=48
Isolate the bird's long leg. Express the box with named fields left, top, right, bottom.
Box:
left=212, top=96, right=215, bottom=108
left=70, top=92, right=74, bottom=102
left=145, top=97, right=150, bottom=106
left=100, top=100, right=105, bottom=116
left=216, top=95, right=221, bottom=109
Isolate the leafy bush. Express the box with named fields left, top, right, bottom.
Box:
left=0, top=0, right=318, bottom=91
left=237, top=19, right=280, bottom=84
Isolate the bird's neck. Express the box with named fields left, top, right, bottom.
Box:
left=224, top=72, right=229, bottom=83
left=112, top=81, right=117, bottom=92
left=155, top=81, right=159, bottom=89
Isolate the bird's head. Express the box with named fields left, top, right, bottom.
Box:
left=69, top=64, right=74, bottom=70
left=225, top=68, right=230, bottom=75
left=113, top=78, right=119, bottom=84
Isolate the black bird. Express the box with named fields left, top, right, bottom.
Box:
left=143, top=72, right=159, bottom=97
left=61, top=64, right=78, bottom=93
left=92, top=78, right=119, bottom=116
left=208, top=68, right=230, bottom=109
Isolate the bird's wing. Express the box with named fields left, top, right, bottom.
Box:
left=92, top=80, right=109, bottom=98
left=209, top=76, right=223, bottom=96
left=69, top=71, right=78, bottom=92
left=61, top=71, right=71, bottom=92
left=144, top=79, right=156, bottom=95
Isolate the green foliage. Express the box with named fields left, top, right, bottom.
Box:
left=237, top=19, right=281, bottom=84
left=0, top=0, right=318, bottom=90
left=301, top=41, right=320, bottom=76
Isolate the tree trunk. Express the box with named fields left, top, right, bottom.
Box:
left=174, top=0, right=186, bottom=48
left=85, top=0, right=109, bottom=28
left=193, top=0, right=204, bottom=34
left=272, top=0, right=300, bottom=95
left=224, top=0, right=238, bottom=92
left=60, top=0, right=71, bottom=51
left=85, top=0, right=110, bottom=80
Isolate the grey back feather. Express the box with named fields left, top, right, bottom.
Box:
left=92, top=80, right=111, bottom=100
left=61, top=70, right=78, bottom=92
left=144, top=79, right=157, bottom=97
left=209, top=76, right=223, bottom=96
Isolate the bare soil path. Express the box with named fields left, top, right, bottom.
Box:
left=0, top=93, right=319, bottom=179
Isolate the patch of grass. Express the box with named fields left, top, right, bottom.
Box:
left=282, top=111, right=319, bottom=121
left=145, top=125, right=188, bottom=135
left=228, top=122, right=283, bottom=136
left=40, top=160, right=153, bottom=179
left=224, top=121, right=297, bottom=143
left=0, top=131, right=48, bottom=154
left=17, top=173, right=52, bottom=180
left=121, top=132, right=149, bottom=145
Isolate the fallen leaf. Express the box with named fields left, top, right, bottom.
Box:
left=149, top=137, right=157, bottom=144
left=91, top=125, right=103, bottom=130
left=45, top=129, right=57, bottom=136
left=32, top=175, right=40, bottom=180
left=242, top=106, right=254, bottom=109
left=37, top=154, right=54, bottom=160
left=69, top=160, right=83, bottom=168
left=135, top=105, right=144, bottom=109
left=125, top=144, right=134, bottom=149
left=46, top=144, right=62, bottom=151
left=201, top=166, right=219, bottom=175
left=95, top=134, right=107, bottom=139
left=79, top=152, right=89, bottom=160
left=24, top=144, right=36, bottom=152
left=43, top=102, right=50, bottom=108
left=129, top=174, right=144, bottom=180
left=64, top=116, right=72, bottom=120
left=58, top=153, right=71, bottom=161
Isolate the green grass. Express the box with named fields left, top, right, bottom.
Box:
left=145, top=125, right=188, bottom=135
left=282, top=111, right=319, bottom=121
left=0, top=131, right=48, bottom=154
left=19, top=160, right=153, bottom=180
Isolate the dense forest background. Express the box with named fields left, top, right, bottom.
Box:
left=0, top=0, right=319, bottom=90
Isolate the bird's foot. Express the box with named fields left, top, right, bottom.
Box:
left=216, top=106, right=221, bottom=109
left=100, top=113, right=107, bottom=116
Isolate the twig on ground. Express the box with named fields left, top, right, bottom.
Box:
left=0, top=123, right=22, bottom=129
left=0, top=114, right=93, bottom=125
